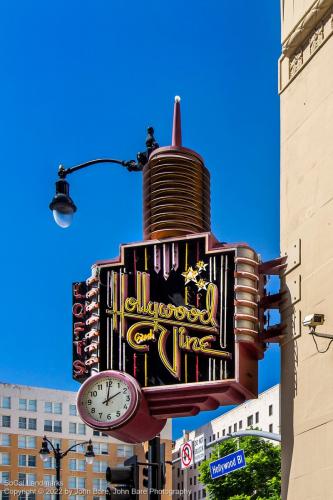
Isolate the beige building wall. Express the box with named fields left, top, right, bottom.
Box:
left=280, top=1, right=333, bottom=499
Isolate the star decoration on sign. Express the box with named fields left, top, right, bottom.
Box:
left=181, top=267, right=199, bottom=284
left=196, top=278, right=208, bottom=291
left=196, top=260, right=208, bottom=272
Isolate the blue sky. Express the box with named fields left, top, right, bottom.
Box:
left=0, top=1, right=281, bottom=440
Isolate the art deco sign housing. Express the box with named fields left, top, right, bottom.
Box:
left=72, top=98, right=265, bottom=441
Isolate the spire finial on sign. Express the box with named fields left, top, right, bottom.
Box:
left=172, top=95, right=182, bottom=147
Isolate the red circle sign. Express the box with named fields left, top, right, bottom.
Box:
left=181, top=442, right=193, bottom=468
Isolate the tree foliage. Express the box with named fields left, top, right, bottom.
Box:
left=198, top=435, right=281, bottom=500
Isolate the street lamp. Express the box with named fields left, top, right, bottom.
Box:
left=39, top=435, right=95, bottom=499
left=49, top=127, right=159, bottom=228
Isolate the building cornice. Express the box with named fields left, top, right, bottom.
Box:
left=282, top=0, right=333, bottom=55
left=279, top=0, right=333, bottom=93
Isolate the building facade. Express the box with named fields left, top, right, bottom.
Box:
left=279, top=0, right=333, bottom=498
left=0, top=382, right=172, bottom=500
left=172, top=384, right=280, bottom=500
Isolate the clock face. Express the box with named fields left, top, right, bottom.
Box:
left=77, top=371, right=139, bottom=429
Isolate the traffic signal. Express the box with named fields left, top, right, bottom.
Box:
left=142, top=451, right=150, bottom=489
left=105, top=455, right=139, bottom=500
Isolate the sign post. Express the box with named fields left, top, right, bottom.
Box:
left=180, top=441, right=194, bottom=469
left=210, top=449, right=246, bottom=479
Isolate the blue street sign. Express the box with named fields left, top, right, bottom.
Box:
left=210, top=449, right=246, bottom=479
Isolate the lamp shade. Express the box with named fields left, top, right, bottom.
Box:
left=49, top=179, right=77, bottom=228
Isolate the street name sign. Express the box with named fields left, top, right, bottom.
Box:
left=181, top=441, right=194, bottom=469
left=210, top=449, right=246, bottom=479
left=194, top=434, right=205, bottom=463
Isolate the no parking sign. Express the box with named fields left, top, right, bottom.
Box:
left=181, top=441, right=194, bottom=469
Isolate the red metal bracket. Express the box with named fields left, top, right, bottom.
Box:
left=258, top=256, right=287, bottom=275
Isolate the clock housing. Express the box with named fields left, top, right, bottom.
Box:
left=77, top=371, right=140, bottom=430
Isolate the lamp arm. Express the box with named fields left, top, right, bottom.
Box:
left=58, top=158, right=140, bottom=178
left=61, top=440, right=91, bottom=458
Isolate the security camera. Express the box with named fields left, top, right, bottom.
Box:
left=303, top=314, right=325, bottom=328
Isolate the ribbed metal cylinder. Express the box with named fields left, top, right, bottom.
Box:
left=143, top=146, right=211, bottom=240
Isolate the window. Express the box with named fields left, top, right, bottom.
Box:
left=247, top=415, right=253, bottom=427
left=19, top=399, right=37, bottom=411
left=194, top=476, right=197, bottom=485
left=93, top=430, right=101, bottom=436
left=19, top=417, right=37, bottom=430
left=213, top=433, right=215, bottom=441
left=44, top=420, right=62, bottom=433
left=45, top=402, right=62, bottom=414
left=18, top=473, right=36, bottom=485
left=1, top=415, right=10, bottom=428
left=18, top=455, right=36, bottom=467
left=69, top=497, right=86, bottom=500
left=93, top=460, right=108, bottom=473
left=234, top=423, right=237, bottom=432
left=19, top=417, right=26, bottom=429
left=68, top=477, right=86, bottom=489
left=217, top=432, right=220, bottom=438
left=69, top=422, right=76, bottom=434
left=18, top=436, right=36, bottom=449
left=269, top=424, right=273, bottom=433
left=228, top=426, right=232, bottom=434
left=69, top=459, right=86, bottom=471
left=93, top=478, right=107, bottom=490
left=222, top=429, right=225, bottom=436
left=69, top=404, right=77, bottom=416
left=190, top=477, right=192, bottom=485
left=202, top=489, right=206, bottom=498
left=78, top=423, right=85, bottom=435
left=0, top=452, right=10, bottom=465
left=0, top=397, right=10, bottom=409
left=0, top=434, right=10, bottom=446
left=269, top=404, right=273, bottom=416
left=43, top=475, right=56, bottom=487
left=255, top=411, right=259, bottom=423
left=0, top=471, right=10, bottom=484
left=239, top=420, right=243, bottom=430
left=92, top=443, right=108, bottom=455
left=1, top=492, right=10, bottom=500
left=117, top=445, right=133, bottom=458
left=69, top=422, right=85, bottom=435
left=44, top=495, right=57, bottom=500
left=43, top=457, right=56, bottom=469
left=18, top=494, right=36, bottom=500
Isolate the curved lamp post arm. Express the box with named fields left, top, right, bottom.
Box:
left=49, top=126, right=159, bottom=228
left=58, top=158, right=140, bottom=179
left=60, top=439, right=92, bottom=458
left=207, top=429, right=281, bottom=447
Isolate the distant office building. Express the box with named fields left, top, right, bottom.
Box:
left=172, top=384, right=280, bottom=500
left=0, top=382, right=171, bottom=500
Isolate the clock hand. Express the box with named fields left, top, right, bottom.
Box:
left=102, top=391, right=121, bottom=405
left=105, top=382, right=111, bottom=406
